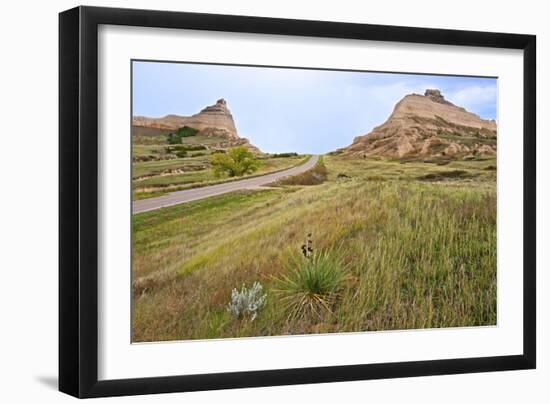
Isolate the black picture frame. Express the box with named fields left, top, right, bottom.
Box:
left=59, top=5, right=536, bottom=398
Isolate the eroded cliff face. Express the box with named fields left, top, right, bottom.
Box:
left=133, top=99, right=260, bottom=152
left=342, top=89, right=497, bottom=159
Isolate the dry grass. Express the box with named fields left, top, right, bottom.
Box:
left=132, top=156, right=496, bottom=342
left=273, top=158, right=327, bottom=186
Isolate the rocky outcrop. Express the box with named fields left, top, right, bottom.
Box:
left=133, top=99, right=260, bottom=152
left=341, top=89, right=497, bottom=159
left=133, top=98, right=239, bottom=138
left=424, top=89, right=453, bottom=105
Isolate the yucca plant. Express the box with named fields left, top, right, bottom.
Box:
left=274, top=250, right=348, bottom=321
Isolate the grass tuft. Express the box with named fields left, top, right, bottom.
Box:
left=273, top=250, right=348, bottom=321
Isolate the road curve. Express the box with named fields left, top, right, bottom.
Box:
left=133, top=155, right=319, bottom=214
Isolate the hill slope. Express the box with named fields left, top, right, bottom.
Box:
left=341, top=89, right=497, bottom=159
left=133, top=98, right=260, bottom=152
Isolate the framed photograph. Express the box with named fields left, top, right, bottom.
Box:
left=59, top=6, right=536, bottom=398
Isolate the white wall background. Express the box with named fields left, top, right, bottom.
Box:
left=0, top=0, right=546, bottom=402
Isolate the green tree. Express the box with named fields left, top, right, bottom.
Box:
left=211, top=146, right=259, bottom=177
left=176, top=126, right=198, bottom=137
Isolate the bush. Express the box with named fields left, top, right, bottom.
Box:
left=182, top=144, right=206, bottom=151
left=167, top=133, right=182, bottom=144
left=336, top=172, right=351, bottom=180
left=276, top=158, right=327, bottom=186
left=165, top=145, right=207, bottom=153
left=211, top=146, right=259, bottom=177
left=327, top=149, right=343, bottom=156
left=271, top=152, right=298, bottom=158
left=417, top=170, right=477, bottom=182
left=227, top=282, right=267, bottom=321
left=274, top=248, right=348, bottom=321
left=166, top=126, right=199, bottom=144
left=176, top=126, right=199, bottom=137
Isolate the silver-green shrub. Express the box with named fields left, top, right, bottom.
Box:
left=227, top=282, right=267, bottom=321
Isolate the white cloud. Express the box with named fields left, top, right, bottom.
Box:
left=446, top=85, right=497, bottom=114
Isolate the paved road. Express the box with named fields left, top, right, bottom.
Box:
left=133, top=155, right=319, bottom=214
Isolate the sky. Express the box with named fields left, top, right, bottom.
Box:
left=132, top=61, right=497, bottom=154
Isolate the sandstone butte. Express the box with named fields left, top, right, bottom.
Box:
left=133, top=98, right=260, bottom=152
left=341, top=89, right=497, bottom=159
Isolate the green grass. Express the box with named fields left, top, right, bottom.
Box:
left=132, top=136, right=227, bottom=160
left=132, top=155, right=211, bottom=178
left=324, top=155, right=496, bottom=182
left=132, top=156, right=496, bottom=342
left=132, top=126, right=172, bottom=145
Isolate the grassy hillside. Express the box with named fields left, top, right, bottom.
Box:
left=132, top=131, right=308, bottom=200
left=132, top=156, right=496, bottom=342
